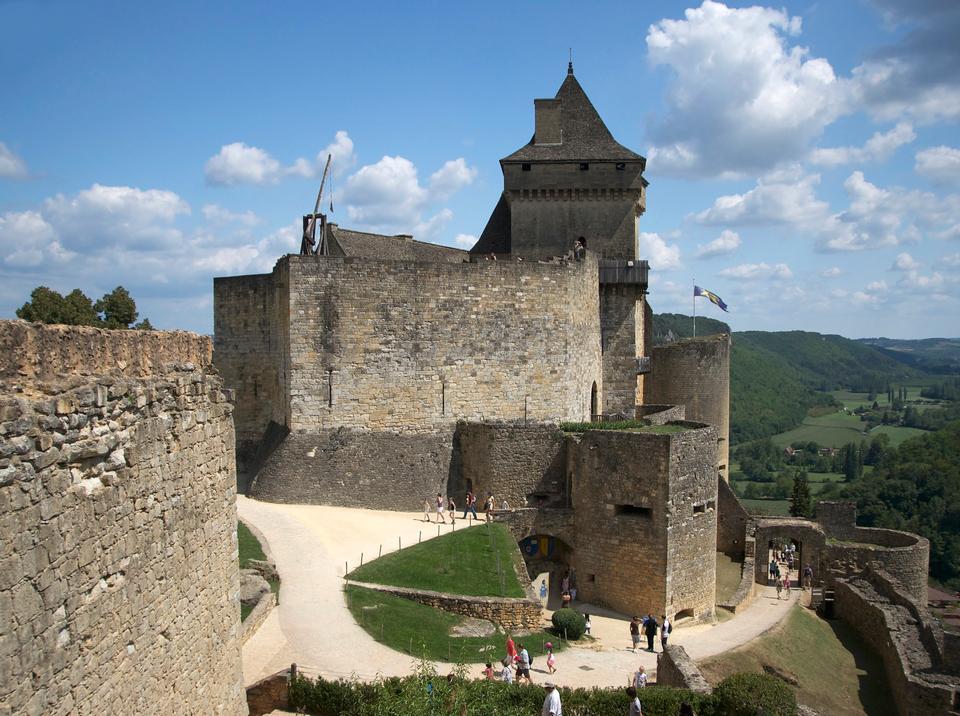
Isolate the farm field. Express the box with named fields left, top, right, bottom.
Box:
left=738, top=498, right=790, bottom=516
left=770, top=411, right=926, bottom=449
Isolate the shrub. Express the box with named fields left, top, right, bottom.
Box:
left=712, top=672, right=797, bottom=716
left=551, top=608, right=587, bottom=640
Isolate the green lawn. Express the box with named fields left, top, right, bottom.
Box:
left=348, top=522, right=525, bottom=598
left=739, top=498, right=791, bottom=516
left=869, top=425, right=927, bottom=446
left=238, top=520, right=279, bottom=620
left=771, top=412, right=869, bottom=449
left=716, top=553, right=743, bottom=603
left=345, top=585, right=565, bottom=664
left=699, top=604, right=893, bottom=715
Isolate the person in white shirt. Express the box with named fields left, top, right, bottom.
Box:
left=500, top=657, right=513, bottom=684
left=632, top=665, right=647, bottom=689
left=626, top=686, right=642, bottom=715
left=541, top=682, right=562, bottom=716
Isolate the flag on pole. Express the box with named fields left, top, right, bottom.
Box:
left=694, top=285, right=729, bottom=312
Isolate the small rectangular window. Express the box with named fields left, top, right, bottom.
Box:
left=694, top=504, right=706, bottom=514
left=615, top=162, right=626, bottom=170
left=579, top=163, right=589, bottom=171
left=522, top=163, right=531, bottom=171
left=587, top=574, right=596, bottom=583
left=613, top=504, right=651, bottom=518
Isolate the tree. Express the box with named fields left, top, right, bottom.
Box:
left=62, top=289, right=100, bottom=325
left=95, top=286, right=138, bottom=328
left=789, top=472, right=812, bottom=517
left=133, top=318, right=154, bottom=331
left=17, top=286, right=69, bottom=324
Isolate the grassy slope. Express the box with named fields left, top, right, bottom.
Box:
left=347, top=523, right=525, bottom=598
left=715, top=553, right=743, bottom=603
left=345, top=585, right=565, bottom=664
left=699, top=605, right=892, bottom=716
left=238, top=520, right=279, bottom=621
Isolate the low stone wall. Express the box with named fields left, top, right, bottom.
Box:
left=246, top=670, right=290, bottom=716
left=824, top=528, right=929, bottom=604
left=241, top=590, right=276, bottom=644
left=635, top=404, right=685, bottom=424
left=347, top=581, right=542, bottom=630
left=656, top=645, right=712, bottom=693
left=0, top=319, right=212, bottom=382
left=251, top=427, right=454, bottom=510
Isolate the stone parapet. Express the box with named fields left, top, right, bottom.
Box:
left=241, top=591, right=276, bottom=645
left=656, top=645, right=712, bottom=693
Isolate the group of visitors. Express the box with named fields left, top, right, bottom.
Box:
left=769, top=543, right=815, bottom=599
left=423, top=490, right=510, bottom=524
left=629, top=613, right=671, bottom=653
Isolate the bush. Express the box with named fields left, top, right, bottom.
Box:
left=712, top=672, right=796, bottom=716
left=551, top=608, right=586, bottom=640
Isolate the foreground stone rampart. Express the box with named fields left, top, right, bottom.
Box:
left=0, top=321, right=245, bottom=715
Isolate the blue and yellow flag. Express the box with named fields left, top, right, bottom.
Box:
left=694, top=285, right=729, bottom=312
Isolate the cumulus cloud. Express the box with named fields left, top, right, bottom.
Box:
left=810, top=122, right=915, bottom=166
left=821, top=266, right=842, bottom=278
left=639, top=232, right=681, bottom=270
left=340, top=155, right=476, bottom=236
left=915, top=145, right=960, bottom=184
left=718, top=262, right=792, bottom=280
left=695, top=169, right=828, bottom=226
left=201, top=204, right=259, bottom=226
left=0, top=142, right=28, bottom=179
left=290, top=130, right=358, bottom=180
left=645, top=1, right=845, bottom=178
left=454, top=233, right=477, bottom=248
left=891, top=252, right=921, bottom=271
left=695, top=230, right=741, bottom=259
left=0, top=210, right=71, bottom=266
left=205, top=142, right=282, bottom=185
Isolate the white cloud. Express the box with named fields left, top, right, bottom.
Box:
left=318, top=130, right=356, bottom=178
left=0, top=210, right=71, bottom=266
left=695, top=169, right=828, bottom=226
left=205, top=142, right=282, bottom=185
left=821, top=266, right=842, bottom=277
left=454, top=233, right=477, bottom=248
left=866, top=280, right=888, bottom=291
left=695, top=229, right=741, bottom=258
left=897, top=270, right=946, bottom=292
left=0, top=142, right=28, bottom=179
left=809, top=122, right=915, bottom=166
left=639, top=232, right=681, bottom=270
left=915, top=145, right=960, bottom=184
left=891, top=252, right=921, bottom=271
left=341, top=155, right=476, bottom=236
left=941, top=252, right=960, bottom=268
left=201, top=204, right=259, bottom=226
left=646, top=1, right=845, bottom=178
left=718, top=262, right=792, bottom=279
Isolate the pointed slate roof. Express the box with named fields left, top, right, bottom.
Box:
left=502, top=69, right=645, bottom=163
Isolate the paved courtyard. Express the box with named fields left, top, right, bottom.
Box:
left=238, top=496, right=799, bottom=689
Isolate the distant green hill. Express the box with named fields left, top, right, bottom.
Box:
left=652, top=317, right=927, bottom=444
left=858, top=337, right=960, bottom=374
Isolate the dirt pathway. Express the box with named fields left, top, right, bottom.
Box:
left=238, top=496, right=799, bottom=689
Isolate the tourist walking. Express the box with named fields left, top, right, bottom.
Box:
left=782, top=573, right=790, bottom=596
left=803, top=564, right=813, bottom=589
left=584, top=613, right=592, bottom=636
left=447, top=496, right=456, bottom=525
left=661, top=615, right=671, bottom=649
left=546, top=642, right=556, bottom=674
left=506, top=634, right=517, bottom=662
left=629, top=616, right=641, bottom=652
left=644, top=613, right=658, bottom=652
left=435, top=493, right=446, bottom=523
left=776, top=577, right=783, bottom=599
left=485, top=493, right=495, bottom=522
left=626, top=686, right=642, bottom=715
left=632, top=665, right=647, bottom=689
left=539, top=579, right=548, bottom=606
left=423, top=498, right=431, bottom=522
left=500, top=657, right=513, bottom=683
left=482, top=662, right=495, bottom=680
left=463, top=490, right=478, bottom=519
left=541, top=682, right=562, bottom=716
left=517, top=643, right=532, bottom=684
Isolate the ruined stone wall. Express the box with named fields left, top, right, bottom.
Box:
left=599, top=285, right=642, bottom=415
left=656, top=645, right=712, bottom=693
left=646, top=335, right=730, bottom=479
left=284, top=254, right=602, bottom=431
left=824, top=527, right=929, bottom=605
left=250, top=428, right=454, bottom=509
left=0, top=324, right=244, bottom=716
left=717, top=477, right=749, bottom=559
left=664, top=425, right=719, bottom=621
left=457, top=422, right=566, bottom=510
left=213, top=271, right=285, bottom=470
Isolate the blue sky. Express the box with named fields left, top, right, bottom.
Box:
left=2, top=0, right=959, bottom=338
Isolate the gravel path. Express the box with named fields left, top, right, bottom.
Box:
left=238, top=496, right=799, bottom=689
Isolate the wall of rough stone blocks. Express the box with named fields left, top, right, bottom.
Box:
left=599, top=286, right=643, bottom=415
left=656, top=644, right=712, bottom=692
left=717, top=477, right=749, bottom=559
left=824, top=527, right=929, bottom=605
left=646, top=335, right=730, bottom=479
left=282, top=254, right=602, bottom=432
left=0, top=322, right=245, bottom=716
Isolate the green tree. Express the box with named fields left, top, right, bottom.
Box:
left=95, top=286, right=138, bottom=328
left=17, top=286, right=67, bottom=324
left=789, top=471, right=812, bottom=517
left=133, top=318, right=155, bottom=331
left=62, top=289, right=100, bottom=325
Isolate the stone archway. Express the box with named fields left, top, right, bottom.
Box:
left=519, top=534, right=574, bottom=609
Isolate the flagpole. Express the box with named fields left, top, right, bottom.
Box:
left=693, top=278, right=697, bottom=338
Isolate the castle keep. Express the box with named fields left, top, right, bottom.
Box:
left=214, top=66, right=729, bottom=622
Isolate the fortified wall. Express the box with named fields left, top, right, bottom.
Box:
left=483, top=416, right=719, bottom=622
left=0, top=321, right=245, bottom=715
left=216, top=253, right=602, bottom=508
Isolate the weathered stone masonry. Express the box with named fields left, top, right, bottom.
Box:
left=0, top=321, right=245, bottom=716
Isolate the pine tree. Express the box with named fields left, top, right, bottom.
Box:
left=789, top=472, right=812, bottom=517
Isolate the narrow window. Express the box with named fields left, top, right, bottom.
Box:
left=442, top=381, right=446, bottom=415
left=615, top=162, right=626, bottom=171
left=694, top=504, right=706, bottom=514
left=587, top=574, right=596, bottom=583
left=613, top=504, right=652, bottom=518
left=327, top=369, right=334, bottom=407
left=521, top=163, right=531, bottom=172
left=579, top=163, right=589, bottom=171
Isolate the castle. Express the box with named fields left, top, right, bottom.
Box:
left=214, top=64, right=730, bottom=624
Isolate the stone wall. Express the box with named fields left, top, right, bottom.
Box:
left=599, top=285, right=643, bottom=414
left=0, top=324, right=245, bottom=715
left=646, top=335, right=730, bottom=479
left=717, top=477, right=749, bottom=559
left=241, top=591, right=276, bottom=645
left=346, top=581, right=542, bottom=631
left=457, top=422, right=566, bottom=510
left=656, top=645, right=712, bottom=693
left=249, top=427, right=454, bottom=509
left=246, top=671, right=289, bottom=716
